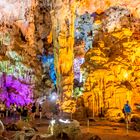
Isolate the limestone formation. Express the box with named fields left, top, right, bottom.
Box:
left=47, top=119, right=82, bottom=140
left=51, top=0, right=76, bottom=113
left=0, top=0, right=53, bottom=99
left=0, top=0, right=140, bottom=120
left=80, top=6, right=140, bottom=118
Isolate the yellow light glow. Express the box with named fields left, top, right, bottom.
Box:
left=124, top=72, right=128, bottom=79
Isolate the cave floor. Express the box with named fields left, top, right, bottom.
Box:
left=35, top=118, right=140, bottom=140
left=2, top=117, right=140, bottom=140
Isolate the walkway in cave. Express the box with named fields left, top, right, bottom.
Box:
left=2, top=117, right=140, bottom=140
left=35, top=118, right=140, bottom=140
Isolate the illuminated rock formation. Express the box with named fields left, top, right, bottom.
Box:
left=82, top=6, right=140, bottom=117
left=0, top=73, right=33, bottom=106
left=0, top=0, right=52, bottom=104
left=51, top=0, right=76, bottom=113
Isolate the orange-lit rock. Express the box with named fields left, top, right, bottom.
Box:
left=51, top=0, right=76, bottom=113
left=81, top=9, right=140, bottom=118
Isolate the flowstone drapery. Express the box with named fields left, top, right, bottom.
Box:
left=81, top=7, right=140, bottom=117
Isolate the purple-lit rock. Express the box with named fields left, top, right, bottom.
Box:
left=0, top=73, right=33, bottom=106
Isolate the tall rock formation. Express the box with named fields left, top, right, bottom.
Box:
left=51, top=0, right=76, bottom=113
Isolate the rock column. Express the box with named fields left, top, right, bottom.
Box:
left=51, top=0, right=76, bottom=113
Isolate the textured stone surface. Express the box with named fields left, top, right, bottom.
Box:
left=76, top=6, right=140, bottom=118
left=105, top=109, right=124, bottom=122
left=0, top=0, right=53, bottom=99
left=47, top=119, right=82, bottom=140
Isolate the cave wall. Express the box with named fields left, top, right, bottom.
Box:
left=0, top=0, right=36, bottom=105
left=49, top=0, right=140, bottom=116
left=80, top=5, right=140, bottom=117
left=0, top=0, right=53, bottom=105
left=52, top=0, right=140, bottom=117
left=0, top=0, right=140, bottom=117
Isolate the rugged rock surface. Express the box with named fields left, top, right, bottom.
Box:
left=47, top=119, right=82, bottom=140
left=105, top=109, right=124, bottom=122
left=0, top=0, right=53, bottom=99
left=79, top=6, right=140, bottom=117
